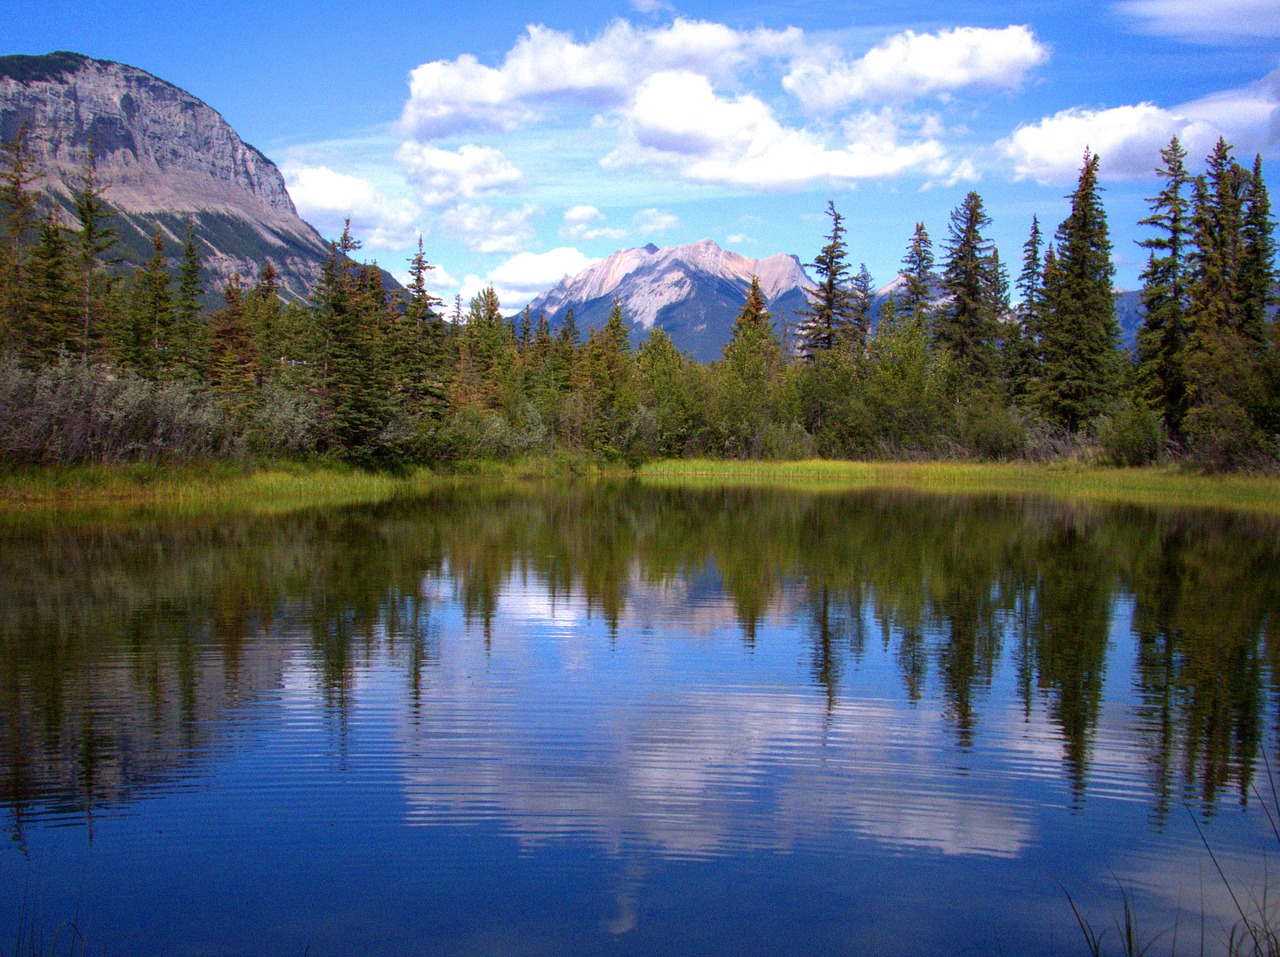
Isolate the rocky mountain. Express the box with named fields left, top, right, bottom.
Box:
left=0, top=51, right=341, bottom=303
left=529, top=239, right=815, bottom=362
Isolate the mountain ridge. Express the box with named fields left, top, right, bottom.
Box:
left=0, top=51, right=340, bottom=302
left=529, top=239, right=815, bottom=361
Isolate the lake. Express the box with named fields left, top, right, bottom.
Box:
left=2, top=481, right=1278, bottom=956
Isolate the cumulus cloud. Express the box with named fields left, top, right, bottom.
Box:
left=438, top=203, right=540, bottom=254
left=396, top=143, right=523, bottom=207
left=605, top=72, right=947, bottom=190
left=784, top=26, right=1049, bottom=112
left=283, top=165, right=420, bottom=250
left=458, top=247, right=597, bottom=311
left=633, top=208, right=680, bottom=234
left=1003, top=105, right=1219, bottom=184
left=561, top=205, right=628, bottom=241
left=1114, top=0, right=1280, bottom=41
left=398, top=18, right=804, bottom=138
left=1002, top=72, right=1280, bottom=184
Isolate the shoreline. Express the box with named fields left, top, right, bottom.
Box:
left=1, top=456, right=1277, bottom=521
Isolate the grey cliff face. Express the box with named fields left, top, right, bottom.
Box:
left=0, top=52, right=334, bottom=302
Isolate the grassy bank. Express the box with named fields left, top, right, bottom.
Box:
left=1, top=457, right=1277, bottom=522
left=0, top=460, right=439, bottom=523
left=636, top=459, right=1280, bottom=516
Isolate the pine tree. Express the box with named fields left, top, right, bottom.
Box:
left=848, top=264, right=876, bottom=350
left=23, top=210, right=77, bottom=364
left=937, top=191, right=1001, bottom=383
left=171, top=217, right=206, bottom=378
left=722, top=276, right=783, bottom=456
left=1034, top=150, right=1121, bottom=431
left=209, top=275, right=259, bottom=417
left=900, top=222, right=937, bottom=321
left=1181, top=139, right=1268, bottom=462
left=119, top=229, right=172, bottom=376
left=71, top=143, right=117, bottom=364
left=1135, top=136, right=1192, bottom=434
left=0, top=126, right=38, bottom=347
left=1240, top=155, right=1276, bottom=347
left=797, top=201, right=856, bottom=356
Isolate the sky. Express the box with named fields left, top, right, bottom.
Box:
left=6, top=0, right=1280, bottom=310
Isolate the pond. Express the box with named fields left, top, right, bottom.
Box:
left=1, top=481, right=1278, bottom=956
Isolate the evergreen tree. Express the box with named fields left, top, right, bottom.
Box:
left=1135, top=136, right=1192, bottom=434
left=1034, top=150, right=1121, bottom=431
left=209, top=275, right=259, bottom=418
left=722, top=276, right=783, bottom=455
left=23, top=210, right=77, bottom=364
left=1181, top=139, right=1268, bottom=462
left=937, top=191, right=1001, bottom=383
left=848, top=264, right=876, bottom=349
left=120, top=229, right=172, bottom=375
left=900, top=222, right=937, bottom=321
left=0, top=126, right=38, bottom=348
left=171, top=217, right=206, bottom=378
left=797, top=201, right=856, bottom=356
left=1240, top=154, right=1276, bottom=347
left=71, top=143, right=117, bottom=364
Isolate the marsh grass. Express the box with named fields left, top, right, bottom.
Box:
left=636, top=459, right=1280, bottom=516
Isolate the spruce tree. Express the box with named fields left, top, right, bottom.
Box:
left=71, top=144, right=117, bottom=364
left=900, top=222, right=937, bottom=321
left=171, top=217, right=206, bottom=378
left=1034, top=150, right=1121, bottom=431
left=0, top=126, right=37, bottom=347
left=797, top=200, right=856, bottom=356
left=722, top=276, right=783, bottom=456
left=937, top=191, right=1001, bottom=383
left=848, top=264, right=876, bottom=350
left=23, top=210, right=77, bottom=364
left=1135, top=136, right=1192, bottom=434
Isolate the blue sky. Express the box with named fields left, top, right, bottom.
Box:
left=7, top=0, right=1280, bottom=308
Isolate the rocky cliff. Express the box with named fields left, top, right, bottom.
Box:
left=0, top=51, right=335, bottom=302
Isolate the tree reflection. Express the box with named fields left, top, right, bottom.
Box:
left=0, top=482, right=1276, bottom=831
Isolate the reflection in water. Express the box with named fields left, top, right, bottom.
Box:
left=0, top=483, right=1277, bottom=953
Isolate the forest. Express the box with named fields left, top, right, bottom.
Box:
left=0, top=133, right=1276, bottom=472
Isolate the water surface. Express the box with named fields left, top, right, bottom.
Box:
left=2, top=482, right=1278, bottom=955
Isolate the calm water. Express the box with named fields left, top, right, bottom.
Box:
left=2, top=482, right=1278, bottom=956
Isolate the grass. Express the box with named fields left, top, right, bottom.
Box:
left=0, top=460, right=439, bottom=526
left=635, top=459, right=1280, bottom=516
left=0, top=456, right=1277, bottom=526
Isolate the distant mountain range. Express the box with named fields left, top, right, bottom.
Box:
left=529, top=239, right=816, bottom=362
left=0, top=51, right=346, bottom=304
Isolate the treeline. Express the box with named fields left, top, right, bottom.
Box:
left=0, top=131, right=1276, bottom=470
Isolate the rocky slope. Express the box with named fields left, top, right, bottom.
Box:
left=0, top=51, right=336, bottom=302
left=529, top=239, right=815, bottom=362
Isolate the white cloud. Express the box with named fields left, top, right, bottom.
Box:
left=605, top=72, right=947, bottom=190
left=457, top=247, right=599, bottom=313
left=398, top=19, right=804, bottom=138
left=633, top=208, right=680, bottom=234
left=1003, top=105, right=1218, bottom=184
left=1114, top=0, right=1280, bottom=41
left=784, top=26, right=1049, bottom=112
left=283, top=164, right=420, bottom=250
left=560, top=205, right=628, bottom=241
left=438, top=203, right=540, bottom=254
left=490, top=247, right=600, bottom=293
left=1002, top=70, right=1280, bottom=185
left=396, top=143, right=523, bottom=207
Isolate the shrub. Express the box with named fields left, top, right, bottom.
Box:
left=1093, top=400, right=1166, bottom=467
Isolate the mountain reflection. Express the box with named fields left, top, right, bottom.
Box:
left=1, top=483, right=1276, bottom=849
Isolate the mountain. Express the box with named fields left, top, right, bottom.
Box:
left=0, top=51, right=342, bottom=303
left=529, top=239, right=815, bottom=362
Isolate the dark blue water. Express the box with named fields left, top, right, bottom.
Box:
left=2, top=484, right=1277, bottom=955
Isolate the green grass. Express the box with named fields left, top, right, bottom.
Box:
left=1, top=457, right=1277, bottom=525
left=635, top=459, right=1280, bottom=516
